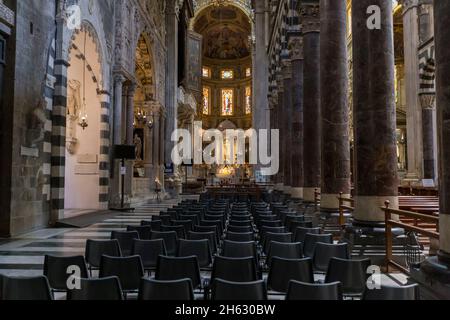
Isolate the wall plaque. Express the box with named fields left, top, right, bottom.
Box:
left=77, top=154, right=98, bottom=163
left=75, top=164, right=99, bottom=175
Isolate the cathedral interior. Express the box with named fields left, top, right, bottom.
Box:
left=0, top=0, right=449, bottom=303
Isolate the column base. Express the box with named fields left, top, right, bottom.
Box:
left=303, top=187, right=319, bottom=203
left=411, top=253, right=450, bottom=298
left=321, top=193, right=350, bottom=210
left=290, top=187, right=303, bottom=199
left=440, top=214, right=450, bottom=254
left=353, top=195, right=399, bottom=222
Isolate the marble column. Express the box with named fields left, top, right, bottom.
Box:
left=419, top=2, right=436, bottom=181
left=110, top=74, right=126, bottom=202
left=153, top=111, right=161, bottom=169
left=125, top=83, right=135, bottom=197
left=126, top=83, right=136, bottom=145
left=282, top=60, right=293, bottom=193
left=352, top=0, right=399, bottom=223
left=113, top=75, right=125, bottom=145
left=144, top=105, right=154, bottom=178
left=164, top=0, right=178, bottom=164
left=420, top=0, right=450, bottom=279
left=402, top=0, right=423, bottom=181
left=289, top=35, right=304, bottom=199
left=300, top=3, right=321, bottom=202
left=433, top=0, right=450, bottom=262
left=276, top=74, right=285, bottom=189
left=253, top=0, right=270, bottom=143
left=420, top=94, right=436, bottom=180
left=319, top=0, right=351, bottom=210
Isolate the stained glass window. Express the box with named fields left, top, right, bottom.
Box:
left=221, top=89, right=233, bottom=116
left=245, top=86, right=252, bottom=114
left=246, top=67, right=251, bottom=77
left=202, top=67, right=210, bottom=78
left=203, top=87, right=210, bottom=115
left=221, top=70, right=234, bottom=79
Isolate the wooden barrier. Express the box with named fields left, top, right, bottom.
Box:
left=381, top=200, right=439, bottom=274
left=337, top=192, right=354, bottom=227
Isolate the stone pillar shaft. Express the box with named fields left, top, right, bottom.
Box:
left=352, top=0, right=399, bottom=223
left=290, top=57, right=304, bottom=198
left=275, top=89, right=285, bottom=184
left=302, top=4, right=321, bottom=202
left=434, top=0, right=450, bottom=260
left=319, top=0, right=351, bottom=209
left=421, top=101, right=435, bottom=180
left=282, top=61, right=293, bottom=189
left=403, top=0, right=423, bottom=180
left=277, top=83, right=284, bottom=186
left=126, top=84, right=135, bottom=145
left=165, top=3, right=178, bottom=164
left=153, top=113, right=161, bottom=166
left=254, top=0, right=270, bottom=136
left=113, top=75, right=125, bottom=145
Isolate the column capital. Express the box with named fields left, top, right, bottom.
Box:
left=400, top=0, right=420, bottom=14
left=419, top=93, right=436, bottom=109
left=114, top=74, right=126, bottom=85
left=299, top=3, right=320, bottom=34
left=127, top=82, right=137, bottom=95
left=288, top=35, right=304, bottom=61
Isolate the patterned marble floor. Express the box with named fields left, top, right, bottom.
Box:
left=0, top=201, right=178, bottom=277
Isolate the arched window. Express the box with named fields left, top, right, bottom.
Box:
left=221, top=70, right=234, bottom=80
left=245, top=86, right=252, bottom=114
left=221, top=89, right=233, bottom=115
left=203, top=87, right=210, bottom=115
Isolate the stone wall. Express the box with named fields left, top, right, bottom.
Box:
left=9, top=0, right=56, bottom=235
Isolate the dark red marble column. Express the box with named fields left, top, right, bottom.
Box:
left=290, top=35, right=304, bottom=199
left=420, top=93, right=436, bottom=180
left=319, top=0, right=351, bottom=210
left=420, top=0, right=450, bottom=279
left=282, top=60, right=293, bottom=192
left=434, top=0, right=450, bottom=261
left=352, top=0, right=399, bottom=223
left=276, top=75, right=285, bottom=187
left=301, top=3, right=321, bottom=202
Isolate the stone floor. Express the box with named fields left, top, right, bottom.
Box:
left=0, top=201, right=177, bottom=277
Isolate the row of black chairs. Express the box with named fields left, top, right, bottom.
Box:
left=0, top=198, right=420, bottom=300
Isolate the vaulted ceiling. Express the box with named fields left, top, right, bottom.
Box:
left=193, top=5, right=251, bottom=60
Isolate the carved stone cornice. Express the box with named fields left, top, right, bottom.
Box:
left=299, top=3, right=320, bottom=34
left=0, top=2, right=14, bottom=27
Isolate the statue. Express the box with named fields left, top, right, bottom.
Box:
left=67, top=80, right=81, bottom=117
left=66, top=80, right=82, bottom=154
left=134, top=133, right=143, bottom=161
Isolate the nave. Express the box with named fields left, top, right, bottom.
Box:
left=0, top=193, right=414, bottom=300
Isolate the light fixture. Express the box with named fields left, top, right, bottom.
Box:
left=78, top=31, right=88, bottom=130
left=134, top=107, right=154, bottom=129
